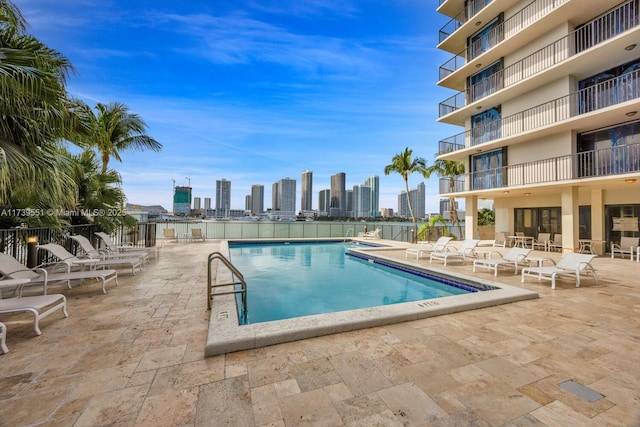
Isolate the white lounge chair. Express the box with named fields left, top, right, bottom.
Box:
left=0, top=278, right=68, bottom=337
left=39, top=243, right=141, bottom=276
left=429, top=239, right=480, bottom=266
left=611, top=236, right=637, bottom=260
left=358, top=228, right=381, bottom=239
left=0, top=321, right=7, bottom=353
left=472, top=247, right=532, bottom=276
left=71, top=235, right=149, bottom=265
left=0, top=253, right=119, bottom=294
left=95, top=231, right=158, bottom=260
left=521, top=252, right=599, bottom=289
left=405, top=236, right=452, bottom=260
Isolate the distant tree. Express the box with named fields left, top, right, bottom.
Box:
left=478, top=208, right=495, bottom=226
left=384, top=147, right=427, bottom=240
left=424, top=159, right=465, bottom=239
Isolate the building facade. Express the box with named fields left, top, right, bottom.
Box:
left=215, top=179, right=231, bottom=218
left=173, top=186, right=192, bottom=216
left=330, top=172, right=346, bottom=217
left=318, top=189, right=331, bottom=216
left=301, top=170, right=313, bottom=211
left=273, top=178, right=296, bottom=218
left=398, top=182, right=426, bottom=220
left=352, top=184, right=371, bottom=218
left=436, top=0, right=640, bottom=253
left=365, top=175, right=380, bottom=217
left=251, top=184, right=264, bottom=215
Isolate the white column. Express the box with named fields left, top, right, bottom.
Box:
left=590, top=189, right=605, bottom=255
left=465, top=196, right=478, bottom=240
left=561, top=186, right=579, bottom=253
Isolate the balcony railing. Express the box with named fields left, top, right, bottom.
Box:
left=439, top=177, right=466, bottom=194
left=438, top=67, right=640, bottom=155
left=439, top=0, right=494, bottom=44
left=443, top=142, right=640, bottom=194
left=438, top=0, right=640, bottom=117
left=439, top=0, right=568, bottom=81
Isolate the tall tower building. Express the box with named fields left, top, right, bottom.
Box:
left=215, top=179, right=231, bottom=218
left=435, top=0, right=640, bottom=247
left=173, top=186, right=192, bottom=216
left=277, top=178, right=296, bottom=216
left=318, top=189, right=330, bottom=216
left=397, top=182, right=425, bottom=219
left=330, top=172, right=346, bottom=217
left=204, top=197, right=211, bottom=210
left=193, top=197, right=201, bottom=210
left=364, top=175, right=380, bottom=217
left=301, top=170, right=313, bottom=211
left=352, top=185, right=371, bottom=218
left=251, top=184, right=264, bottom=215
left=271, top=182, right=279, bottom=210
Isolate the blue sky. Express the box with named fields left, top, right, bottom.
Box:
left=14, top=0, right=459, bottom=213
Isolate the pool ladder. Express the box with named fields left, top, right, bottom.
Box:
left=207, top=252, right=247, bottom=317
left=344, top=227, right=354, bottom=243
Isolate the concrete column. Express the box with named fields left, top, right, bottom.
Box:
left=465, top=196, right=478, bottom=240
left=590, top=189, right=605, bottom=255
left=561, top=186, right=579, bottom=253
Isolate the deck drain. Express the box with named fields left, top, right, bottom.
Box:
left=217, top=310, right=229, bottom=320
left=558, top=380, right=605, bottom=402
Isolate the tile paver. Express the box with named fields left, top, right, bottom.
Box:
left=1, top=239, right=640, bottom=425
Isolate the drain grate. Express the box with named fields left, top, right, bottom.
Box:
left=558, top=380, right=605, bottom=402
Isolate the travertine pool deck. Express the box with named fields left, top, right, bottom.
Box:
left=1, top=239, right=639, bottom=426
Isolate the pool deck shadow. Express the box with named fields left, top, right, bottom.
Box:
left=206, top=241, right=538, bottom=356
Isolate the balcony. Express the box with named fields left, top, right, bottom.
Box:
left=439, top=0, right=568, bottom=82
left=439, top=0, right=494, bottom=44
left=438, top=0, right=640, bottom=119
left=438, top=67, right=640, bottom=155
left=442, top=141, right=640, bottom=194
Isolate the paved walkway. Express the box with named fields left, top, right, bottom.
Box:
left=1, top=240, right=639, bottom=426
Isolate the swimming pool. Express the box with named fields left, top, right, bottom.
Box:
left=229, top=241, right=480, bottom=324
left=205, top=239, right=539, bottom=356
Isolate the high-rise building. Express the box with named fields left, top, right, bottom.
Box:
left=301, top=170, right=313, bottom=211
left=173, top=186, right=192, bottom=215
left=364, top=175, right=380, bottom=217
left=193, top=197, right=201, bottom=210
left=352, top=185, right=371, bottom=218
left=346, top=189, right=353, bottom=217
left=435, top=0, right=640, bottom=251
left=277, top=178, right=296, bottom=216
left=251, top=184, right=264, bottom=215
left=272, top=182, right=279, bottom=210
left=204, top=197, right=211, bottom=210
left=318, top=189, right=330, bottom=216
left=215, top=179, right=231, bottom=218
left=397, top=182, right=425, bottom=219
left=245, top=195, right=251, bottom=211
left=330, top=172, right=346, bottom=217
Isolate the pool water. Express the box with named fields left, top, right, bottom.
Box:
left=228, top=241, right=473, bottom=324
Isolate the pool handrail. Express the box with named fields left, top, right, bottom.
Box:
left=207, top=252, right=247, bottom=316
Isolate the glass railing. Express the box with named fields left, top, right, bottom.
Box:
left=438, top=68, right=640, bottom=154
left=439, top=0, right=494, bottom=43
left=438, top=0, right=640, bottom=117
left=444, top=142, right=640, bottom=194
left=439, top=0, right=568, bottom=81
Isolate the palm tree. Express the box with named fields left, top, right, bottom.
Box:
left=0, top=0, right=80, bottom=212
left=81, top=102, right=162, bottom=173
left=384, top=147, right=427, bottom=240
left=424, top=159, right=465, bottom=239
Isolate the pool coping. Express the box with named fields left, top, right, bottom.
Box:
left=205, top=240, right=539, bottom=357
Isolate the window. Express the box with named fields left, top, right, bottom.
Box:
left=514, top=207, right=561, bottom=238
left=467, top=60, right=503, bottom=103
left=578, top=58, right=640, bottom=114
left=577, top=120, right=640, bottom=177
left=471, top=148, right=505, bottom=190
left=471, top=106, right=501, bottom=145
left=468, top=15, right=503, bottom=60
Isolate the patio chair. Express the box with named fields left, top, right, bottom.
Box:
left=521, top=252, right=598, bottom=289
left=472, top=247, right=532, bottom=276
left=429, top=239, right=480, bottom=266
left=95, top=232, right=158, bottom=260
left=71, top=235, right=150, bottom=265
left=531, top=233, right=551, bottom=251
left=0, top=282, right=68, bottom=337
left=611, top=236, right=638, bottom=260
left=405, top=236, right=452, bottom=260
left=358, top=228, right=381, bottom=239
left=0, top=253, right=119, bottom=295
left=191, top=228, right=205, bottom=242
left=547, top=234, right=562, bottom=252
left=493, top=231, right=508, bottom=248
left=162, top=228, right=178, bottom=245
left=39, top=243, right=141, bottom=276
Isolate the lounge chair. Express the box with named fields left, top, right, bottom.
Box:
left=531, top=233, right=551, bottom=251
left=39, top=243, right=141, bottom=276
left=472, top=247, right=532, bottom=276
left=429, top=239, right=480, bottom=266
left=358, top=228, right=381, bottom=239
left=611, top=236, right=637, bottom=260
left=71, top=235, right=149, bottom=265
left=0, top=277, right=68, bottom=337
left=191, top=228, right=205, bottom=242
left=405, top=236, right=452, bottom=260
left=0, top=253, right=119, bottom=294
left=95, top=231, right=158, bottom=260
left=0, top=322, right=7, bottom=353
left=521, top=252, right=599, bottom=289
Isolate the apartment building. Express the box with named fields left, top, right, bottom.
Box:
left=436, top=0, right=640, bottom=254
